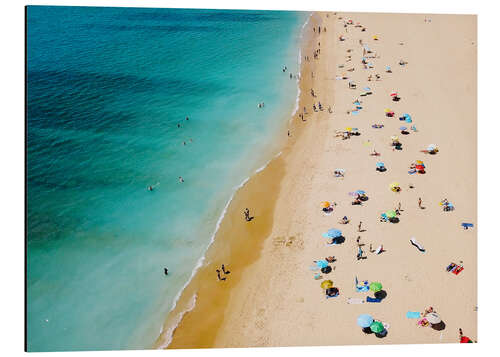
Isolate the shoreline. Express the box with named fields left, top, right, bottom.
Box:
left=153, top=12, right=319, bottom=349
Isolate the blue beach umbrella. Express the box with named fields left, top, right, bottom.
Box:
left=406, top=117, right=413, bottom=123
left=357, top=314, right=374, bottom=328
left=376, top=162, right=385, bottom=167
left=316, top=260, right=329, bottom=269
left=323, top=229, right=342, bottom=239
left=403, top=113, right=411, bottom=120
left=363, top=87, right=371, bottom=91
left=356, top=190, right=366, bottom=195
left=400, top=126, right=407, bottom=130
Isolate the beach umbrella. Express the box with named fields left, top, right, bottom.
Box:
left=400, top=126, right=407, bottom=131
left=405, top=117, right=413, bottom=123
left=345, top=127, right=353, bottom=132
left=376, top=162, right=385, bottom=167
left=369, top=282, right=383, bottom=292
left=321, top=201, right=331, bottom=208
left=391, top=135, right=399, bottom=141
left=386, top=210, right=397, bottom=218
left=403, top=113, right=411, bottom=120
left=425, top=312, right=442, bottom=324
left=316, top=260, right=329, bottom=269
left=416, top=165, right=425, bottom=171
left=356, top=190, right=366, bottom=195
left=370, top=321, right=385, bottom=333
left=416, top=160, right=424, bottom=165
left=321, top=280, right=334, bottom=289
left=373, top=35, right=379, bottom=40
left=427, top=144, right=438, bottom=151
left=389, top=182, right=400, bottom=189
left=390, top=91, right=398, bottom=97
left=323, top=228, right=342, bottom=239
left=357, top=314, right=374, bottom=328
left=385, top=108, right=392, bottom=113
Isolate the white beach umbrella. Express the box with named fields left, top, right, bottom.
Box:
left=425, top=312, right=442, bottom=324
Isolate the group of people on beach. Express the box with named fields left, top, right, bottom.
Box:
left=216, top=264, right=230, bottom=281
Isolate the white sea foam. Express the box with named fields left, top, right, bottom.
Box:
left=157, top=293, right=197, bottom=349
left=291, top=13, right=312, bottom=119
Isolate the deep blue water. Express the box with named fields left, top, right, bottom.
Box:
left=27, top=5, right=306, bottom=351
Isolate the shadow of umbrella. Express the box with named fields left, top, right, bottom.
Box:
left=431, top=321, right=446, bottom=331
left=375, top=329, right=388, bottom=338
left=374, top=290, right=387, bottom=300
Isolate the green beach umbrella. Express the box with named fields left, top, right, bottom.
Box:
left=386, top=210, right=397, bottom=218
left=369, top=282, right=382, bottom=292
left=370, top=321, right=385, bottom=333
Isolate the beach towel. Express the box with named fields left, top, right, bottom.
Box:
left=410, top=237, right=425, bottom=252
left=366, top=296, right=382, bottom=303
left=347, top=297, right=365, bottom=304
left=406, top=311, right=421, bottom=319
left=351, top=110, right=359, bottom=115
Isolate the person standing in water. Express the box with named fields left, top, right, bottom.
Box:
left=179, top=176, right=184, bottom=183
left=164, top=268, right=168, bottom=275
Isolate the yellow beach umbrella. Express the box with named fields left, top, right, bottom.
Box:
left=391, top=135, right=399, bottom=141
left=345, top=127, right=353, bottom=132
left=416, top=160, right=424, bottom=165
left=321, top=201, right=330, bottom=208
left=390, top=182, right=400, bottom=189
left=384, top=108, right=392, bottom=113
left=373, top=35, right=379, bottom=40
left=321, top=280, right=334, bottom=289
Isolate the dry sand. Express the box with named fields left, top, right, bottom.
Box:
left=159, top=11, right=477, bottom=348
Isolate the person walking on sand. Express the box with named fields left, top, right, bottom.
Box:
left=356, top=236, right=361, bottom=246
left=244, top=208, right=250, bottom=221
left=222, top=264, right=230, bottom=275
left=418, top=197, right=423, bottom=209
left=358, top=221, right=362, bottom=232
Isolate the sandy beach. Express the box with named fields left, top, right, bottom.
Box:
left=158, top=11, right=477, bottom=348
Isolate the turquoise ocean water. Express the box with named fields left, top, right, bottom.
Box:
left=27, top=6, right=307, bottom=352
